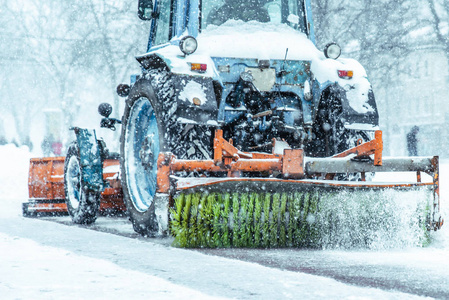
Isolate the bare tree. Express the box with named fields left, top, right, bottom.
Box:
left=312, top=0, right=416, bottom=82
left=2, top=0, right=148, bottom=148
left=311, top=0, right=449, bottom=156
left=0, top=1, right=56, bottom=146
left=426, top=0, right=449, bottom=76
left=68, top=0, right=149, bottom=119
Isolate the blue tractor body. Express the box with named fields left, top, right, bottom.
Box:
left=132, top=0, right=378, bottom=154
left=25, top=0, right=443, bottom=242
left=92, top=0, right=442, bottom=240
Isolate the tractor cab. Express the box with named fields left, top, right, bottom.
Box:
left=139, top=0, right=315, bottom=47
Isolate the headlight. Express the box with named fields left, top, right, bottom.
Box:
left=179, top=36, right=198, bottom=55
left=324, top=42, right=341, bottom=60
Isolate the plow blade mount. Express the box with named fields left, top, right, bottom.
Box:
left=160, top=130, right=442, bottom=249
left=24, top=156, right=125, bottom=217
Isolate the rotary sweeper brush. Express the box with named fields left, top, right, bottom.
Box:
left=24, top=0, right=443, bottom=248
left=137, top=129, right=442, bottom=248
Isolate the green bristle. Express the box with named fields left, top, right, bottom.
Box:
left=279, top=193, right=287, bottom=247
left=198, top=193, right=208, bottom=247
left=262, top=193, right=271, bottom=248
left=239, top=193, right=249, bottom=247
left=169, top=194, right=185, bottom=247
left=253, top=193, right=262, bottom=247
left=169, top=194, right=183, bottom=232
left=187, top=193, right=200, bottom=247
left=221, top=193, right=231, bottom=248
left=179, top=193, right=192, bottom=248
left=308, top=192, right=320, bottom=247
left=270, top=193, right=280, bottom=247
left=287, top=193, right=295, bottom=247
left=232, top=193, right=240, bottom=247
left=247, top=193, right=256, bottom=248
left=300, top=192, right=311, bottom=247
left=318, top=192, right=333, bottom=247
left=204, top=193, right=214, bottom=247
left=212, top=194, right=223, bottom=248
left=174, top=193, right=185, bottom=219
left=293, top=192, right=303, bottom=247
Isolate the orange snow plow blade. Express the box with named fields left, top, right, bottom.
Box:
left=24, top=157, right=125, bottom=216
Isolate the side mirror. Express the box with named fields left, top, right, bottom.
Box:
left=138, top=0, right=154, bottom=20
left=98, top=103, right=122, bottom=131
left=98, top=103, right=112, bottom=118
left=116, top=83, right=130, bottom=97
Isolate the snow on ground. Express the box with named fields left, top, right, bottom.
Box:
left=1, top=144, right=449, bottom=299
left=0, top=232, right=220, bottom=300
left=0, top=144, right=31, bottom=200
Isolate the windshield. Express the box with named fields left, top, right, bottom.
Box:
left=202, top=0, right=307, bottom=33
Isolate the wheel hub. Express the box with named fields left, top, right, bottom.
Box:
left=139, top=134, right=155, bottom=171
left=66, top=155, right=81, bottom=209
left=123, top=97, right=160, bottom=212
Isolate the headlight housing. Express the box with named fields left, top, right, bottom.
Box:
left=324, top=42, right=341, bottom=60
left=179, top=36, right=198, bottom=55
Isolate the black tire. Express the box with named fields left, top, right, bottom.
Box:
left=22, top=203, right=36, bottom=218
left=120, top=70, right=212, bottom=237
left=324, top=96, right=373, bottom=157
left=310, top=90, right=373, bottom=156
left=64, top=143, right=101, bottom=224
left=309, top=90, right=374, bottom=180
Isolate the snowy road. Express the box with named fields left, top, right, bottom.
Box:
left=198, top=246, right=449, bottom=299
left=1, top=199, right=449, bottom=299
left=1, top=145, right=449, bottom=299
left=29, top=214, right=449, bottom=298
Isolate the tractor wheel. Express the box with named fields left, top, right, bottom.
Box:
left=64, top=143, right=101, bottom=224
left=310, top=90, right=374, bottom=180
left=310, top=89, right=373, bottom=157
left=324, top=97, right=373, bottom=158
left=120, top=76, right=212, bottom=237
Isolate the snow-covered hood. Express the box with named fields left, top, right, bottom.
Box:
left=151, top=21, right=368, bottom=84
left=197, top=21, right=320, bottom=60
left=147, top=20, right=374, bottom=115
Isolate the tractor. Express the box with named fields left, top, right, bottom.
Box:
left=25, top=0, right=443, bottom=248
